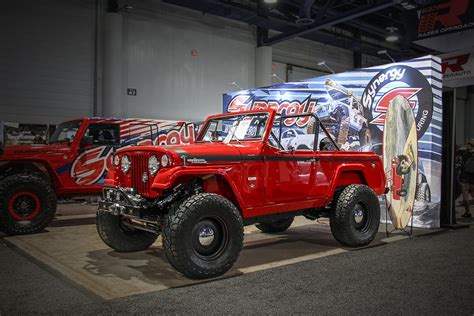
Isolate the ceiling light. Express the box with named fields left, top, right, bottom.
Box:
left=270, top=73, right=285, bottom=83
left=377, top=50, right=396, bottom=63
left=386, top=35, right=399, bottom=42
left=228, top=81, right=243, bottom=90
left=295, top=17, right=314, bottom=26
left=385, top=26, right=399, bottom=42
left=264, top=0, right=278, bottom=3
left=118, top=4, right=133, bottom=12
left=317, top=61, right=335, bottom=74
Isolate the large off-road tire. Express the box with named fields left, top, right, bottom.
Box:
left=416, top=183, right=431, bottom=202
left=256, top=216, right=294, bottom=233
left=162, top=193, right=243, bottom=279
left=0, top=173, right=57, bottom=235
left=330, top=185, right=380, bottom=247
left=96, top=211, right=158, bottom=252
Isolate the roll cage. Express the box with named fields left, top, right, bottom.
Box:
left=275, top=112, right=340, bottom=152
left=194, top=109, right=340, bottom=152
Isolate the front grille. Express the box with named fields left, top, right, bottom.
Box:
left=130, top=152, right=150, bottom=196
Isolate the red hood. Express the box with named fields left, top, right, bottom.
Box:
left=0, top=144, right=72, bottom=160
left=117, top=141, right=263, bottom=164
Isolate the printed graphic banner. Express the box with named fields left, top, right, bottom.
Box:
left=223, top=56, right=443, bottom=228
left=68, top=119, right=197, bottom=186
left=417, top=0, right=474, bottom=40
left=440, top=49, right=474, bottom=87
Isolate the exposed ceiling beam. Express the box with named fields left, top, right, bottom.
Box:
left=262, top=0, right=399, bottom=46
left=163, top=0, right=417, bottom=58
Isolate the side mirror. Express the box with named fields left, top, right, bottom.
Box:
left=81, top=136, right=94, bottom=147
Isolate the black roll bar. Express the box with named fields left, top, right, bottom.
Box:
left=278, top=112, right=340, bottom=151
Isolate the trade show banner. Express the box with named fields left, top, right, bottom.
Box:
left=223, top=55, right=443, bottom=228
left=416, top=0, right=474, bottom=40
left=440, top=49, right=474, bottom=87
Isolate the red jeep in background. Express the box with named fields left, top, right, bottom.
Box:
left=0, top=118, right=195, bottom=235
left=97, top=109, right=386, bottom=279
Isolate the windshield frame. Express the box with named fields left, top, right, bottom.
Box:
left=195, top=112, right=271, bottom=143
left=49, top=119, right=83, bottom=144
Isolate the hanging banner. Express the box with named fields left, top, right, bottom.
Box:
left=417, top=0, right=474, bottom=40
left=223, top=55, right=442, bottom=228
left=440, top=49, right=474, bottom=87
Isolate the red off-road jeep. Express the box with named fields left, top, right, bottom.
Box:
left=0, top=118, right=194, bottom=235
left=97, top=109, right=386, bottom=279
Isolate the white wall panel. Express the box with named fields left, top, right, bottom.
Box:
left=0, top=0, right=96, bottom=124
left=123, top=3, right=256, bottom=121
left=273, top=36, right=353, bottom=74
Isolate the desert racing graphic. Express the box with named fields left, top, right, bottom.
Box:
left=68, top=120, right=197, bottom=185
left=383, top=96, right=418, bottom=229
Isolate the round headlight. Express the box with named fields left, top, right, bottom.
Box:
left=113, top=155, right=120, bottom=166
left=161, top=154, right=170, bottom=168
left=148, top=155, right=159, bottom=175
left=121, top=155, right=131, bottom=173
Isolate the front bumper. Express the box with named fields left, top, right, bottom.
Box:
left=98, top=186, right=145, bottom=218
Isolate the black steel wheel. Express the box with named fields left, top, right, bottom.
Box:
left=0, top=173, right=57, bottom=235
left=330, top=184, right=380, bottom=247
left=163, top=193, right=243, bottom=279
left=191, top=217, right=229, bottom=261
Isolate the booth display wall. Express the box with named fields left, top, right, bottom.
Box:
left=223, top=56, right=443, bottom=228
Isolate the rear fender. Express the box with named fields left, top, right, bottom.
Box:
left=328, top=163, right=384, bottom=201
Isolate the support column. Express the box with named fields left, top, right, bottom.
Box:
left=102, top=12, right=123, bottom=117
left=255, top=46, right=273, bottom=88
left=466, top=87, right=474, bottom=140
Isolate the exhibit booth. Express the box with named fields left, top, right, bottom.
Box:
left=223, top=56, right=443, bottom=229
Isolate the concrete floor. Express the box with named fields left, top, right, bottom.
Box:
left=0, top=204, right=473, bottom=314
left=1, top=226, right=473, bottom=315
left=3, top=217, right=391, bottom=300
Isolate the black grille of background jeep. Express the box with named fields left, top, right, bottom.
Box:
left=130, top=152, right=150, bottom=196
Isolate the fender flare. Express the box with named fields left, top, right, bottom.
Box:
left=327, top=163, right=368, bottom=201
left=151, top=166, right=245, bottom=209
left=0, top=160, right=59, bottom=190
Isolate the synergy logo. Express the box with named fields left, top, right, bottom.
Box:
left=362, top=68, right=407, bottom=109
left=361, top=66, right=433, bottom=138
left=370, top=88, right=422, bottom=126
left=418, top=0, right=473, bottom=38
left=70, top=146, right=113, bottom=185
left=227, top=95, right=318, bottom=127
